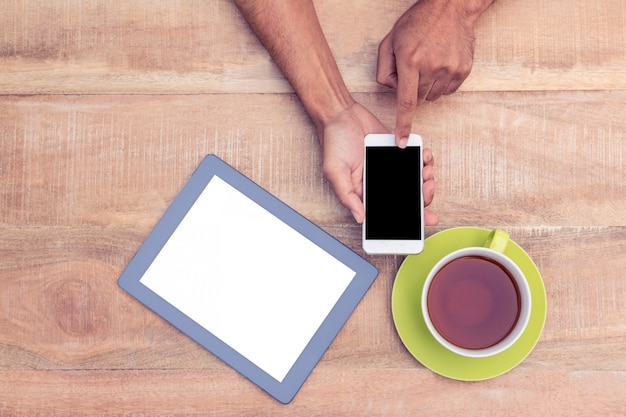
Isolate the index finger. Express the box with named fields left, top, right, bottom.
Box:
left=395, top=66, right=420, bottom=148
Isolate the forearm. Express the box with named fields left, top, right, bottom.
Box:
left=234, top=0, right=354, bottom=130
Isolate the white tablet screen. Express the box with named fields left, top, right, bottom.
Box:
left=139, top=175, right=356, bottom=382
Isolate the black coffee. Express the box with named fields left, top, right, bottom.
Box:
left=427, top=256, right=521, bottom=350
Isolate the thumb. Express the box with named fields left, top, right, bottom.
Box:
left=325, top=168, right=365, bottom=224
left=376, top=36, right=399, bottom=89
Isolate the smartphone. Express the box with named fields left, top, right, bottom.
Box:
left=362, top=133, right=424, bottom=255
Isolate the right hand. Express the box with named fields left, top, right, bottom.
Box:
left=317, top=102, right=438, bottom=225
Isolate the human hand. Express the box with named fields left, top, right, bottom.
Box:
left=234, top=0, right=441, bottom=226
left=317, top=102, right=438, bottom=225
left=377, top=0, right=490, bottom=147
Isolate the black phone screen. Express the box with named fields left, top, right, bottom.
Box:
left=365, top=146, right=422, bottom=240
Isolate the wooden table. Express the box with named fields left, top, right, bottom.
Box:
left=1, top=1, right=625, bottom=415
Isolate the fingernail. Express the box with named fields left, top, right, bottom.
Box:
left=351, top=210, right=362, bottom=224
left=399, top=137, right=408, bottom=149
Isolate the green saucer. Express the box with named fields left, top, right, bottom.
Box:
left=391, top=227, right=547, bottom=381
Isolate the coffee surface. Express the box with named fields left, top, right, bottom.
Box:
left=427, top=256, right=521, bottom=350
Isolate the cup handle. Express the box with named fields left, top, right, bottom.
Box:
left=484, top=229, right=510, bottom=253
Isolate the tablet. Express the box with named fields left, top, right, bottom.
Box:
left=118, top=154, right=378, bottom=403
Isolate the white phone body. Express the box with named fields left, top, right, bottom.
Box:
left=362, top=133, right=424, bottom=255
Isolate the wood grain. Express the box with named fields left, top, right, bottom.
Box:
left=1, top=0, right=625, bottom=415
left=2, top=225, right=625, bottom=372
left=1, top=94, right=624, bottom=415
left=1, top=92, right=624, bottom=228
left=0, top=0, right=624, bottom=94
left=0, top=367, right=625, bottom=416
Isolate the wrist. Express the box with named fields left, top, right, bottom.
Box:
left=295, top=49, right=356, bottom=131
left=450, top=0, right=495, bottom=24
left=304, top=87, right=356, bottom=134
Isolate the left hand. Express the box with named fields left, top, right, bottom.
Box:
left=376, top=0, right=479, bottom=148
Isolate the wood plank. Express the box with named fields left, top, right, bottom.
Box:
left=1, top=91, right=624, bottom=229
left=2, top=225, right=624, bottom=414
left=1, top=90, right=624, bottom=410
left=0, top=0, right=624, bottom=94
left=1, top=1, right=624, bottom=414
left=0, top=367, right=624, bottom=415
left=1, top=225, right=625, bottom=370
